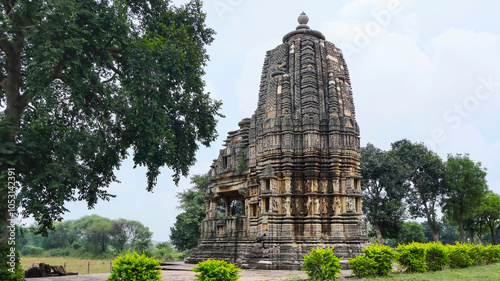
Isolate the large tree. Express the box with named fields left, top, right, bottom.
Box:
left=479, top=190, right=500, bottom=245
left=110, top=218, right=152, bottom=253
left=391, top=139, right=445, bottom=242
left=0, top=1, right=220, bottom=278
left=170, top=174, right=208, bottom=251
left=360, top=143, right=409, bottom=245
left=441, top=154, right=488, bottom=243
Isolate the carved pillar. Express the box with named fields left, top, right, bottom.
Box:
left=205, top=199, right=210, bottom=219
left=223, top=197, right=232, bottom=216
left=209, top=199, right=218, bottom=218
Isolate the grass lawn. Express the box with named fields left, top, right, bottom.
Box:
left=21, top=256, right=113, bottom=274
left=356, top=263, right=500, bottom=281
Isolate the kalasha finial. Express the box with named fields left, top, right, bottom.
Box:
left=298, top=12, right=309, bottom=25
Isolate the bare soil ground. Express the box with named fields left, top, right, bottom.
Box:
left=25, top=261, right=353, bottom=280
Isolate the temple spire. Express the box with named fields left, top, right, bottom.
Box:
left=283, top=11, right=325, bottom=42
left=297, top=12, right=309, bottom=29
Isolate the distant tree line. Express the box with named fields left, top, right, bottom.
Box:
left=19, top=215, right=153, bottom=258
left=362, top=139, right=500, bottom=246
left=170, top=139, right=500, bottom=251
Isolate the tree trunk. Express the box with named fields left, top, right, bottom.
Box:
left=495, top=225, right=500, bottom=245
left=429, top=223, right=440, bottom=242
left=458, top=219, right=465, bottom=243
left=374, top=223, right=383, bottom=245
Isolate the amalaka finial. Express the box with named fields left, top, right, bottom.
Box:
left=298, top=12, right=309, bottom=25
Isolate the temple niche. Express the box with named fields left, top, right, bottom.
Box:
left=185, top=12, right=368, bottom=270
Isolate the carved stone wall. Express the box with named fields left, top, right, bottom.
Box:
left=186, top=12, right=368, bottom=270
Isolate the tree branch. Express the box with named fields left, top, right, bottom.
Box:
left=107, top=63, right=123, bottom=76
left=51, top=58, right=66, bottom=82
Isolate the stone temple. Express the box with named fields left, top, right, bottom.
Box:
left=186, top=12, right=368, bottom=269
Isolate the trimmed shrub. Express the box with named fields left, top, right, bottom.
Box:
left=107, top=251, right=162, bottom=281
left=349, top=255, right=378, bottom=278
left=302, top=247, right=342, bottom=281
left=192, top=259, right=241, bottom=281
left=467, top=244, right=486, bottom=265
left=447, top=243, right=474, bottom=269
left=426, top=242, right=449, bottom=271
left=483, top=244, right=500, bottom=263
left=395, top=242, right=427, bottom=273
left=349, top=244, right=395, bottom=277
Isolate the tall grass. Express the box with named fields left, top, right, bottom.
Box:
left=21, top=257, right=113, bottom=274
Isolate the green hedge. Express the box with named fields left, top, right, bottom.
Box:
left=350, top=242, right=500, bottom=277
left=426, top=242, right=449, bottom=271
left=350, top=244, right=395, bottom=278
left=395, top=242, right=427, bottom=273
left=447, top=243, right=474, bottom=268
left=483, top=244, right=500, bottom=263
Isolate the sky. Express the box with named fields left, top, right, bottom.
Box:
left=55, top=0, right=500, bottom=242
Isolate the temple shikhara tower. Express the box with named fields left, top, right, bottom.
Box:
left=186, top=13, right=368, bottom=269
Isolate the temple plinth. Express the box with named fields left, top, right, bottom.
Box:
left=185, top=12, right=369, bottom=270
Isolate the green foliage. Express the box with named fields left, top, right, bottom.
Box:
left=46, top=248, right=70, bottom=257
left=192, top=259, right=241, bottom=281
left=426, top=242, right=450, bottom=271
left=19, top=215, right=153, bottom=259
left=234, top=155, right=249, bottom=174
left=302, top=247, right=342, bottom=281
left=442, top=154, right=488, bottom=243
left=151, top=242, right=185, bottom=261
left=0, top=244, right=24, bottom=281
left=483, top=244, right=500, bottom=263
left=395, top=242, right=427, bottom=273
left=421, top=221, right=460, bottom=245
left=361, top=144, right=409, bottom=244
left=363, top=244, right=395, bottom=276
left=349, top=255, right=379, bottom=278
left=107, top=251, right=162, bottom=281
left=170, top=174, right=208, bottom=251
left=350, top=244, right=395, bottom=277
left=391, top=139, right=445, bottom=242
left=398, top=222, right=428, bottom=245
left=447, top=243, right=474, bottom=268
left=20, top=245, right=44, bottom=256
left=478, top=191, right=500, bottom=245
left=467, top=244, right=485, bottom=265
left=0, top=0, right=221, bottom=239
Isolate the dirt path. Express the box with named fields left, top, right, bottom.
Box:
left=25, top=262, right=353, bottom=280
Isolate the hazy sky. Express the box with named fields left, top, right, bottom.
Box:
left=58, top=0, right=500, bottom=242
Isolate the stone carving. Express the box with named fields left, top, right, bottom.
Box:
left=322, top=197, right=328, bottom=215
left=285, top=178, right=292, bottom=193
left=271, top=197, right=278, bottom=212
left=335, top=198, right=342, bottom=215
left=311, top=180, right=318, bottom=193
left=306, top=197, right=313, bottom=216
left=347, top=197, right=355, bottom=212
left=314, top=197, right=320, bottom=215
left=284, top=197, right=291, bottom=216
left=186, top=13, right=368, bottom=269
